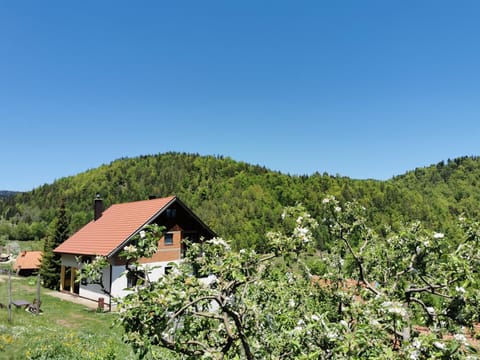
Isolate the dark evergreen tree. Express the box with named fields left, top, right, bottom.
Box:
left=40, top=200, right=69, bottom=289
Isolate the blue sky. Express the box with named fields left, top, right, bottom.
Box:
left=1, top=1, right=480, bottom=191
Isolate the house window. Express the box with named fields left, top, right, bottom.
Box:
left=164, top=233, right=174, bottom=245
left=127, top=269, right=145, bottom=288
left=166, top=208, right=176, bottom=218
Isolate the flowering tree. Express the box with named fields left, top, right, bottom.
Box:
left=320, top=195, right=480, bottom=359
left=79, top=201, right=480, bottom=359
left=116, top=205, right=338, bottom=359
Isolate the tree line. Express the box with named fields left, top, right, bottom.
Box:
left=1, top=153, right=480, bottom=251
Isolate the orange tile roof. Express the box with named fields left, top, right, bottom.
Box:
left=54, top=196, right=176, bottom=257
left=14, top=251, right=42, bottom=270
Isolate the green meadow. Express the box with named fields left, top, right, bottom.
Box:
left=0, top=275, right=135, bottom=360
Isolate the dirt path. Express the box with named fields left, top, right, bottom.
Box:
left=46, top=291, right=100, bottom=310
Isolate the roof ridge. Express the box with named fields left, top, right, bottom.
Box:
left=108, top=195, right=176, bottom=207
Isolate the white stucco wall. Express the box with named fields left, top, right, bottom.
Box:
left=75, top=260, right=182, bottom=302
left=110, top=265, right=129, bottom=299
left=111, top=260, right=182, bottom=299
left=60, top=254, right=182, bottom=303
left=61, top=254, right=78, bottom=267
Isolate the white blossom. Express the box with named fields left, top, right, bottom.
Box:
left=289, top=299, right=295, bottom=308
left=322, top=197, right=330, bottom=204
left=311, top=314, right=320, bottom=321
left=409, top=350, right=420, bottom=360
left=454, top=333, right=468, bottom=345
left=296, top=227, right=309, bottom=236
left=382, top=301, right=407, bottom=319
left=334, top=206, right=342, bottom=212
left=139, top=230, right=146, bottom=238
left=124, top=245, right=136, bottom=253
left=206, top=274, right=217, bottom=284
left=433, top=232, right=444, bottom=239
left=433, top=341, right=446, bottom=350
left=294, top=227, right=310, bottom=243
left=455, top=286, right=466, bottom=294
left=293, top=326, right=303, bottom=334
left=208, top=238, right=230, bottom=249
left=326, top=331, right=338, bottom=340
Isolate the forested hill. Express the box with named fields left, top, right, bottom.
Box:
left=1, top=153, right=479, bottom=250
left=390, top=156, right=480, bottom=227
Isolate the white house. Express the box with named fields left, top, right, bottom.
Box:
left=54, top=195, right=215, bottom=306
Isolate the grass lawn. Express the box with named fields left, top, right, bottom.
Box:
left=0, top=275, right=137, bottom=360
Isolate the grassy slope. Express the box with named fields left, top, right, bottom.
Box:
left=0, top=275, right=136, bottom=360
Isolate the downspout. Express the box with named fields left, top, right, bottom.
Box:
left=109, top=264, right=112, bottom=312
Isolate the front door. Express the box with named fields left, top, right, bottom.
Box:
left=62, top=266, right=79, bottom=295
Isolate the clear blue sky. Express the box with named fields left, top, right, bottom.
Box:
left=2, top=1, right=480, bottom=191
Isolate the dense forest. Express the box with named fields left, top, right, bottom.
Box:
left=1, top=152, right=480, bottom=250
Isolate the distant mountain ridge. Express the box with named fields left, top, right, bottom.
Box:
left=0, top=191, right=19, bottom=199
left=0, top=152, right=479, bottom=249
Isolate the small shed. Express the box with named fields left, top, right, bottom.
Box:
left=13, top=251, right=43, bottom=276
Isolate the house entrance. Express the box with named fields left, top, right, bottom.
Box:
left=60, top=265, right=79, bottom=295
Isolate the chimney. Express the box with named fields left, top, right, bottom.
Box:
left=94, top=193, right=103, bottom=221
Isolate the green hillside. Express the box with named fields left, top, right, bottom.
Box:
left=1, top=152, right=479, bottom=250
left=387, top=156, right=480, bottom=241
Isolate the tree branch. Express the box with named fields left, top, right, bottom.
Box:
left=223, top=306, right=254, bottom=360
left=168, top=295, right=222, bottom=326
left=395, top=253, right=416, bottom=278
left=191, top=311, right=224, bottom=321
left=406, top=275, right=456, bottom=299
left=340, top=233, right=380, bottom=296
left=410, top=297, right=435, bottom=322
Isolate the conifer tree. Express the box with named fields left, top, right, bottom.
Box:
left=40, top=200, right=69, bottom=289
